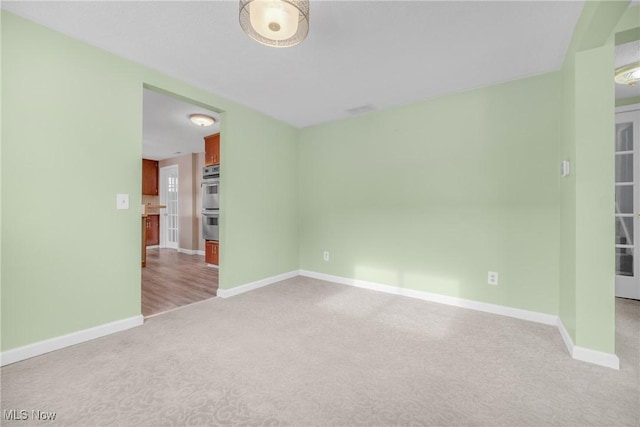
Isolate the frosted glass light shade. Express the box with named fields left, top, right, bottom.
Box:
left=189, top=114, right=215, bottom=127
left=615, top=62, right=640, bottom=86
left=250, top=0, right=298, bottom=40
left=240, top=0, right=309, bottom=48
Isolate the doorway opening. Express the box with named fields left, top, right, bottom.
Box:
left=614, top=36, right=640, bottom=301
left=614, top=107, right=639, bottom=300
left=160, top=165, right=179, bottom=250
left=611, top=19, right=640, bottom=373
left=141, top=86, right=222, bottom=317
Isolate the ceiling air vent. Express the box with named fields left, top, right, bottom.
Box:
left=345, top=104, right=377, bottom=116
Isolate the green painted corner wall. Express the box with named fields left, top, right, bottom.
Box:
left=574, top=45, right=616, bottom=352
left=219, top=110, right=299, bottom=287
left=1, top=11, right=299, bottom=351
left=299, top=73, right=561, bottom=315
left=558, top=0, right=630, bottom=353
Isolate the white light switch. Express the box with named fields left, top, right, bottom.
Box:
left=117, top=194, right=129, bottom=210
left=560, top=160, right=571, bottom=177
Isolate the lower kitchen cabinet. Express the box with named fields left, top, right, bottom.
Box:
left=205, top=240, right=219, bottom=265
left=145, top=215, right=159, bottom=246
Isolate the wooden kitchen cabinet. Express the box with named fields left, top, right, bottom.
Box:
left=145, top=215, right=159, bottom=246
left=142, top=159, right=159, bottom=195
left=205, top=240, right=219, bottom=265
left=204, top=134, right=220, bottom=166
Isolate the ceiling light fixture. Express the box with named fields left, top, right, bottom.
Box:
left=615, top=62, right=640, bottom=86
left=239, top=0, right=309, bottom=48
left=189, top=114, right=215, bottom=127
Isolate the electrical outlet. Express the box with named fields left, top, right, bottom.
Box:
left=488, top=271, right=498, bottom=285
left=323, top=251, right=330, bottom=261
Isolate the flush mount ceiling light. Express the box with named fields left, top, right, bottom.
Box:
left=615, top=62, right=640, bottom=86
left=189, top=114, right=215, bottom=127
left=239, top=0, right=309, bottom=48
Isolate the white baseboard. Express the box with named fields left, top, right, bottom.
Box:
left=0, top=315, right=144, bottom=367
left=300, top=270, right=620, bottom=370
left=557, top=318, right=619, bottom=370
left=177, top=248, right=205, bottom=256
left=299, top=270, right=557, bottom=325
left=206, top=264, right=219, bottom=269
left=557, top=316, right=575, bottom=355
left=217, top=270, right=299, bottom=298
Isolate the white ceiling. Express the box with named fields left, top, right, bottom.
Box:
left=2, top=0, right=588, bottom=129
left=143, top=89, right=220, bottom=161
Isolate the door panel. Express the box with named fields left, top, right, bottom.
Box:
left=160, top=165, right=179, bottom=250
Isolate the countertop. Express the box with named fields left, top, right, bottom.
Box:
left=142, top=204, right=166, bottom=215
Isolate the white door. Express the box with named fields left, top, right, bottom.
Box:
left=615, top=107, right=640, bottom=300
left=160, top=165, right=179, bottom=250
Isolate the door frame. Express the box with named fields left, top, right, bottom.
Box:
left=615, top=104, right=640, bottom=300
left=159, top=164, right=179, bottom=250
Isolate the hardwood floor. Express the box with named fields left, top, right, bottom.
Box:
left=142, top=248, right=218, bottom=317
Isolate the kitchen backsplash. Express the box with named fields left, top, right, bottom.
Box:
left=142, top=195, right=161, bottom=215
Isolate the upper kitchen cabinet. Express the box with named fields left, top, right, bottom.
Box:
left=204, top=133, right=220, bottom=166
left=142, top=159, right=159, bottom=195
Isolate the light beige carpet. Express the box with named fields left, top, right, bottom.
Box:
left=1, top=276, right=639, bottom=426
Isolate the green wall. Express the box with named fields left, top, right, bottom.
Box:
left=558, top=1, right=631, bottom=353
left=299, top=73, right=561, bottom=315
left=559, top=43, right=577, bottom=341
left=218, top=107, right=299, bottom=286
left=1, top=11, right=299, bottom=351
left=574, top=45, right=616, bottom=352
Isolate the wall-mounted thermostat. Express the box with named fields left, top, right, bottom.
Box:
left=560, top=160, right=571, bottom=177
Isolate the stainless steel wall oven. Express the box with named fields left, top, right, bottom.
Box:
left=202, top=165, right=220, bottom=241
left=202, top=177, right=219, bottom=211
left=202, top=210, right=219, bottom=241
